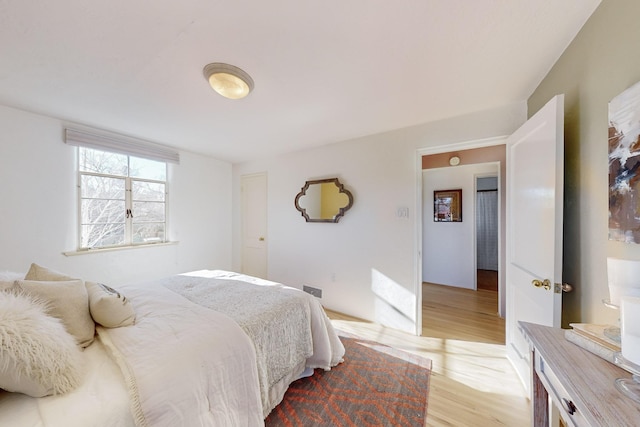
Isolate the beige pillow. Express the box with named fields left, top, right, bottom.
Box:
left=14, top=279, right=95, bottom=347
left=0, top=281, right=15, bottom=291
left=0, top=271, right=24, bottom=291
left=24, top=263, right=74, bottom=281
left=85, top=281, right=135, bottom=328
left=0, top=291, right=84, bottom=397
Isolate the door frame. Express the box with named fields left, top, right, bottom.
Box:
left=414, top=136, right=507, bottom=336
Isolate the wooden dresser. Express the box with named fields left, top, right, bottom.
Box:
left=519, top=322, right=640, bottom=426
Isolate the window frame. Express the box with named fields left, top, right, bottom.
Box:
left=76, top=147, right=169, bottom=251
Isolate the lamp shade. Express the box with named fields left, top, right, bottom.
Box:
left=203, top=63, right=254, bottom=99
left=621, top=296, right=640, bottom=365
left=607, top=257, right=640, bottom=306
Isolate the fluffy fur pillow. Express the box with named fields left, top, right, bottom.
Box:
left=0, top=292, right=84, bottom=397
left=85, top=281, right=135, bottom=328
left=14, top=279, right=95, bottom=347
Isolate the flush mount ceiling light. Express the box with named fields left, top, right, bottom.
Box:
left=203, top=63, right=254, bottom=100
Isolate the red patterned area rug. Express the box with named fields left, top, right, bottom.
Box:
left=265, top=332, right=431, bottom=427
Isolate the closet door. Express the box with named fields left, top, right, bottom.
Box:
left=241, top=173, right=268, bottom=278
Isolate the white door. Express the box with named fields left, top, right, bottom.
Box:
left=241, top=173, right=268, bottom=279
left=506, top=95, right=564, bottom=393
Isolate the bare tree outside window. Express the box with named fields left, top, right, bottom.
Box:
left=79, top=147, right=167, bottom=249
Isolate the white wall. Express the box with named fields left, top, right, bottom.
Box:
left=233, top=102, right=526, bottom=333
left=0, top=105, right=232, bottom=284
left=422, top=163, right=499, bottom=289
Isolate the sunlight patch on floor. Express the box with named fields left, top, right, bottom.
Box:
left=331, top=318, right=527, bottom=399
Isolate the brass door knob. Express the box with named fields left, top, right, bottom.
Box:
left=258, top=237, right=265, bottom=241
left=532, top=279, right=551, bottom=291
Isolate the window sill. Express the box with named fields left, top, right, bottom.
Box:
left=63, top=241, right=178, bottom=256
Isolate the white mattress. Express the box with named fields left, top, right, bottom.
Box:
left=0, top=338, right=134, bottom=427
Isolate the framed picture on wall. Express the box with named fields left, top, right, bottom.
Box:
left=434, top=189, right=462, bottom=222
left=609, top=80, right=640, bottom=243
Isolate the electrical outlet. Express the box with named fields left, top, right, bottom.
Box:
left=303, top=285, right=322, bottom=298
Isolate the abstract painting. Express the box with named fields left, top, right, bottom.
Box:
left=609, top=81, right=640, bottom=243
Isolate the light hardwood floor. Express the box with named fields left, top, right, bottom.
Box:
left=326, top=282, right=530, bottom=426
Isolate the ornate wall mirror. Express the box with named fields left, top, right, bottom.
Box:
left=295, top=178, right=354, bottom=223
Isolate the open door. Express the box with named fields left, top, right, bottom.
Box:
left=505, top=95, right=564, bottom=393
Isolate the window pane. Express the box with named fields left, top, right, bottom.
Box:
left=81, top=199, right=125, bottom=224
left=132, top=181, right=165, bottom=202
left=132, top=201, right=165, bottom=222
left=81, top=223, right=125, bottom=248
left=81, top=175, right=125, bottom=199
left=132, top=223, right=165, bottom=244
left=130, top=156, right=166, bottom=181
left=79, top=147, right=127, bottom=176
left=77, top=147, right=168, bottom=250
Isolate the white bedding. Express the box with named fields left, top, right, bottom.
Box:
left=0, top=270, right=344, bottom=427
left=0, top=338, right=135, bottom=427
left=97, top=274, right=265, bottom=426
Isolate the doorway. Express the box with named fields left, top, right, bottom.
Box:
left=415, top=139, right=506, bottom=335
left=422, top=163, right=500, bottom=291
left=476, top=175, right=499, bottom=293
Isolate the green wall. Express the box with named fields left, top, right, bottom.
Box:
left=528, top=0, right=640, bottom=326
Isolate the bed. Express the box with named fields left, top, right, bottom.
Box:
left=0, top=266, right=345, bottom=427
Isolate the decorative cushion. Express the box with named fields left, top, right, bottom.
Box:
left=24, top=263, right=74, bottom=281
left=14, top=279, right=95, bottom=347
left=85, top=281, right=136, bottom=328
left=0, top=291, right=84, bottom=397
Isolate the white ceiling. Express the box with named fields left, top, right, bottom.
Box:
left=0, top=0, right=600, bottom=163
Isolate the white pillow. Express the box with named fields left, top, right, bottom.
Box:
left=14, top=279, right=95, bottom=347
left=85, top=281, right=136, bottom=328
left=0, top=292, right=84, bottom=397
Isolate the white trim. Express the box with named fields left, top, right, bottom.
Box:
left=65, top=127, right=180, bottom=164
left=414, top=157, right=423, bottom=336
left=417, top=135, right=508, bottom=156
left=63, top=241, right=178, bottom=256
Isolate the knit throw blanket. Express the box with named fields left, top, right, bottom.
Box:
left=162, top=275, right=313, bottom=416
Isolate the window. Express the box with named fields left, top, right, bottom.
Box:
left=78, top=147, right=168, bottom=249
